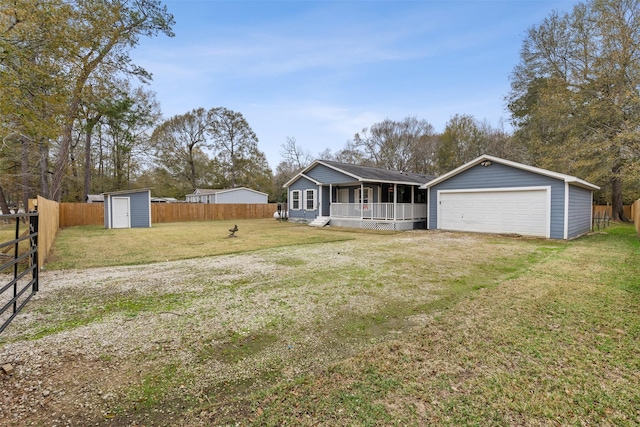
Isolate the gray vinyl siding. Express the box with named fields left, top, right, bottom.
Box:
left=567, top=185, right=592, bottom=238
left=215, top=189, right=268, bottom=204
left=185, top=194, right=204, bottom=203
left=129, top=191, right=151, bottom=228
left=428, top=162, right=566, bottom=239
left=307, top=164, right=356, bottom=184
left=288, top=177, right=319, bottom=220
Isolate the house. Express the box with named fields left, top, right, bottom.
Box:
left=151, top=197, right=178, bottom=203
left=421, top=154, right=599, bottom=239
left=185, top=188, right=268, bottom=204
left=103, top=189, right=151, bottom=229
left=85, top=194, right=104, bottom=203
left=284, top=160, right=434, bottom=230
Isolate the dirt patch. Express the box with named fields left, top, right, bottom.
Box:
left=0, top=230, right=543, bottom=426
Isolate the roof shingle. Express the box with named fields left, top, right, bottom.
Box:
left=320, top=160, right=436, bottom=184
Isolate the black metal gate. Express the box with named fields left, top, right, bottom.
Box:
left=0, top=212, right=38, bottom=334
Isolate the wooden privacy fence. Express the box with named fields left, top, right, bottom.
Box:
left=151, top=203, right=278, bottom=223
left=592, top=205, right=632, bottom=218
left=60, top=203, right=103, bottom=226
left=29, top=196, right=59, bottom=267
left=632, top=199, right=640, bottom=235
left=60, top=203, right=279, bottom=227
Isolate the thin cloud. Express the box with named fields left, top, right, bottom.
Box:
left=131, top=0, right=581, bottom=168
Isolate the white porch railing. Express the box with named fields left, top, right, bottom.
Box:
left=330, top=203, right=426, bottom=220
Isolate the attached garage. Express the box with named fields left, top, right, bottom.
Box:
left=423, top=155, right=599, bottom=240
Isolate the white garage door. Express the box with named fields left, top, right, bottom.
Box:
left=438, top=188, right=550, bottom=237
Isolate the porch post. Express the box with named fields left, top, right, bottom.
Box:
left=393, top=183, right=397, bottom=221
left=329, top=184, right=332, bottom=217
left=411, top=186, right=414, bottom=220
left=318, top=184, right=322, bottom=217
left=360, top=183, right=364, bottom=219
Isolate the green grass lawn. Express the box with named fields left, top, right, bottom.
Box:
left=46, top=219, right=390, bottom=269
left=0, top=219, right=34, bottom=272
left=235, top=224, right=640, bottom=426
left=1, top=221, right=638, bottom=426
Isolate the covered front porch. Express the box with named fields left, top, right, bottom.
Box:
left=330, top=202, right=426, bottom=221
left=319, top=182, right=427, bottom=230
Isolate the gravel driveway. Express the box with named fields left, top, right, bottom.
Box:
left=0, top=231, right=536, bottom=426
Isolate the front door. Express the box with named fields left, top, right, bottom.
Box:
left=112, top=197, right=130, bottom=228
left=322, top=186, right=331, bottom=216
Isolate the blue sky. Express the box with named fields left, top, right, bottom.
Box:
left=132, top=0, right=580, bottom=169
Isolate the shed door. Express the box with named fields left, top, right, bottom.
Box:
left=438, top=188, right=550, bottom=238
left=112, top=197, right=131, bottom=229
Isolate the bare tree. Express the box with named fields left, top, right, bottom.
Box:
left=354, top=116, right=435, bottom=172
left=280, top=136, right=313, bottom=170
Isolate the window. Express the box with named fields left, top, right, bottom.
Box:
left=402, top=186, right=412, bottom=203
left=291, top=190, right=301, bottom=210
left=304, top=189, right=317, bottom=210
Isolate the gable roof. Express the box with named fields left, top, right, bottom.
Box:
left=284, top=159, right=436, bottom=187
left=85, top=194, right=104, bottom=202
left=193, top=189, right=225, bottom=195
left=420, top=155, right=600, bottom=191
left=102, top=188, right=151, bottom=196
left=192, top=187, right=268, bottom=196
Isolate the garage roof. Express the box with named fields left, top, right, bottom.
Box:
left=420, top=155, right=600, bottom=191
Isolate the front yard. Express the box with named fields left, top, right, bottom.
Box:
left=0, top=220, right=638, bottom=426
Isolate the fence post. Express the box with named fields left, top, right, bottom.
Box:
left=30, top=213, right=39, bottom=292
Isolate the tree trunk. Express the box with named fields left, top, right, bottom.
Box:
left=188, top=145, right=197, bottom=190
left=70, top=140, right=79, bottom=188
left=83, top=116, right=101, bottom=201
left=39, top=139, right=50, bottom=199
left=611, top=166, right=629, bottom=222
left=114, top=146, right=122, bottom=189
left=98, top=128, right=104, bottom=180
left=0, top=184, right=11, bottom=215
left=21, top=136, right=31, bottom=212
left=84, top=129, right=92, bottom=201
left=51, top=112, right=77, bottom=202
